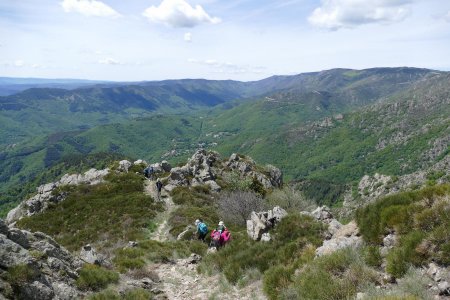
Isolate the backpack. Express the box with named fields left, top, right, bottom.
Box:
left=212, top=230, right=221, bottom=241
left=199, top=222, right=208, bottom=234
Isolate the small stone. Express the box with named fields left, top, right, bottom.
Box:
left=438, top=281, right=450, bottom=295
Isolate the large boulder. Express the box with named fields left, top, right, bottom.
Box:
left=315, top=221, right=362, bottom=257
left=118, top=160, right=132, bottom=172
left=80, top=244, right=105, bottom=266
left=246, top=206, right=287, bottom=241
left=0, top=219, right=82, bottom=299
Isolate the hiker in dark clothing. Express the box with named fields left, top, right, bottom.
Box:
left=156, top=178, right=163, bottom=201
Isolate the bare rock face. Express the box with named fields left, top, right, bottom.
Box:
left=0, top=219, right=82, bottom=299
left=80, top=244, right=103, bottom=265
left=226, top=153, right=283, bottom=189
left=165, top=149, right=221, bottom=190
left=118, top=160, right=132, bottom=172
left=246, top=206, right=287, bottom=241
left=306, top=207, right=362, bottom=257
left=133, top=159, right=147, bottom=165
left=6, top=168, right=109, bottom=224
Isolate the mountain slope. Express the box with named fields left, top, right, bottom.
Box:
left=1, top=67, right=448, bottom=215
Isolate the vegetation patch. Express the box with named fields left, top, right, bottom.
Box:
left=286, top=248, right=378, bottom=300
left=356, top=183, right=450, bottom=277
left=199, top=214, right=324, bottom=289
left=76, top=264, right=119, bottom=291
left=16, top=172, right=162, bottom=251
left=113, top=240, right=205, bottom=273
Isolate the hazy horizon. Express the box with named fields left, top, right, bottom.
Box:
left=2, top=0, right=450, bottom=81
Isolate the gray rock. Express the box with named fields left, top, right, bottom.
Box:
left=311, top=206, right=333, bottom=222
left=315, top=236, right=362, bottom=257
left=261, top=233, right=271, bottom=242
left=0, top=219, right=8, bottom=235
left=247, top=212, right=267, bottom=241
left=80, top=244, right=102, bottom=265
left=7, top=228, right=30, bottom=249
left=185, top=253, right=202, bottom=264
left=126, top=278, right=156, bottom=290
left=118, top=160, right=132, bottom=172
left=161, top=160, right=172, bottom=172
left=127, top=241, right=139, bottom=248
left=247, top=207, right=287, bottom=241
left=315, top=221, right=362, bottom=257
left=0, top=234, right=31, bottom=268
left=52, top=282, right=79, bottom=300
left=205, top=180, right=221, bottom=192
left=133, top=159, right=147, bottom=165
left=20, top=281, right=54, bottom=300
left=438, top=281, right=450, bottom=295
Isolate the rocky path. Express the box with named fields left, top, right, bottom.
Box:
left=142, top=180, right=266, bottom=300
left=144, top=180, right=176, bottom=242
left=152, top=256, right=266, bottom=300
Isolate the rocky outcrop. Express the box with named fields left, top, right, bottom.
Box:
left=164, top=150, right=221, bottom=192
left=246, top=206, right=287, bottom=241
left=227, top=153, right=283, bottom=189
left=6, top=168, right=109, bottom=225
left=0, top=219, right=82, bottom=299
left=118, top=160, right=132, bottom=172
left=425, top=263, right=450, bottom=297
left=344, top=156, right=450, bottom=211
left=79, top=244, right=109, bottom=267
left=162, top=150, right=283, bottom=193
left=303, top=206, right=362, bottom=257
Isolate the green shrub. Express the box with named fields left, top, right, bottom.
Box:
left=76, top=264, right=119, bottom=291
left=5, top=264, right=39, bottom=285
left=88, top=289, right=121, bottom=300
left=263, top=265, right=293, bottom=300
left=292, top=248, right=378, bottom=300
left=362, top=245, right=382, bottom=268
left=113, top=248, right=146, bottom=273
left=386, top=231, right=425, bottom=278
left=123, top=288, right=152, bottom=300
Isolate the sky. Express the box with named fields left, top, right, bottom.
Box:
left=1, top=0, right=449, bottom=81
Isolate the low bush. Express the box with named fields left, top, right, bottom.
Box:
left=218, top=191, right=264, bottom=226
left=5, top=264, right=39, bottom=286
left=263, top=265, right=294, bottom=300
left=264, top=186, right=315, bottom=213
left=291, top=248, right=378, bottom=300
left=113, top=248, right=146, bottom=273
left=386, top=231, right=426, bottom=277
left=76, top=264, right=119, bottom=291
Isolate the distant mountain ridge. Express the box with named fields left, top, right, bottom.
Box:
left=0, top=67, right=448, bottom=216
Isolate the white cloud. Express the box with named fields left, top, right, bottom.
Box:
left=98, top=57, right=121, bottom=65
left=446, top=10, right=450, bottom=22
left=188, top=58, right=265, bottom=74
left=143, top=0, right=221, bottom=28
left=61, top=0, right=121, bottom=18
left=14, top=60, right=25, bottom=67
left=184, top=32, right=192, bottom=42
left=308, top=0, right=414, bottom=30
